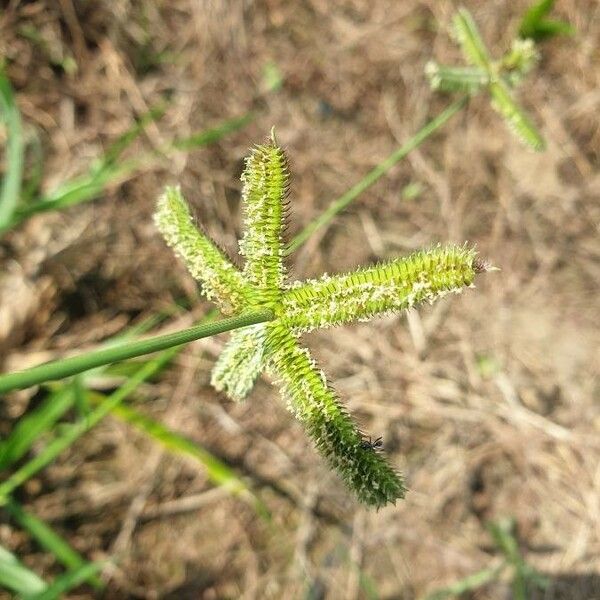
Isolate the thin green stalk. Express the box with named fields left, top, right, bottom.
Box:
left=0, top=347, right=177, bottom=501
left=0, top=309, right=273, bottom=394
left=286, top=96, right=468, bottom=254
left=4, top=500, right=102, bottom=589
left=0, top=68, right=24, bottom=233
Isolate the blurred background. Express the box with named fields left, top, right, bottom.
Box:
left=0, top=1, right=598, bottom=598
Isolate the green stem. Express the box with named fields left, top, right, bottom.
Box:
left=0, top=69, right=24, bottom=233
left=286, top=96, right=468, bottom=254
left=0, top=309, right=273, bottom=394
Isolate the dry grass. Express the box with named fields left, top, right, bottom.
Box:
left=1, top=0, right=599, bottom=598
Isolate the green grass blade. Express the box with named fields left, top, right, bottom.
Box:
left=13, top=158, right=139, bottom=222
left=103, top=104, right=166, bottom=166
left=423, top=565, right=504, bottom=600
left=5, top=110, right=251, bottom=231
left=488, top=79, right=546, bottom=150
left=97, top=396, right=268, bottom=517
left=453, top=8, right=493, bottom=70
left=171, top=113, right=253, bottom=151
left=519, top=0, right=574, bottom=41
left=0, top=348, right=178, bottom=501
left=0, top=544, right=47, bottom=596
left=107, top=400, right=243, bottom=488
left=30, top=561, right=106, bottom=600
left=0, top=309, right=273, bottom=393
left=487, top=518, right=549, bottom=599
left=0, top=310, right=178, bottom=467
left=4, top=500, right=102, bottom=589
left=0, top=67, right=24, bottom=233
left=286, top=97, right=467, bottom=254
left=0, top=387, right=75, bottom=470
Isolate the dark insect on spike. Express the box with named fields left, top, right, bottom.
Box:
left=360, top=435, right=383, bottom=451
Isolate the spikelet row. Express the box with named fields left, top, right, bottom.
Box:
left=265, top=324, right=406, bottom=507
left=239, top=132, right=290, bottom=304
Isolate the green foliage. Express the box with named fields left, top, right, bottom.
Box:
left=423, top=518, right=549, bottom=600
left=0, top=66, right=24, bottom=233
left=30, top=562, right=106, bottom=600
left=0, top=387, right=75, bottom=469
left=426, top=7, right=547, bottom=151
left=0, top=544, right=47, bottom=597
left=519, top=0, right=574, bottom=41
left=155, top=133, right=491, bottom=507
left=4, top=500, right=102, bottom=589
left=0, top=93, right=252, bottom=236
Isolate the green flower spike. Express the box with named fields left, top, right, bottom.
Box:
left=426, top=7, right=546, bottom=151
left=155, top=131, right=492, bottom=508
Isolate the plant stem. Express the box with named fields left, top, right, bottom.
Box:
left=286, top=96, right=468, bottom=254
left=0, top=69, right=24, bottom=233
left=0, top=309, right=273, bottom=394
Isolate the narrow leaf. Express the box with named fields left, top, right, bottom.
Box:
left=0, top=67, right=24, bottom=233
left=31, top=561, right=106, bottom=600
left=4, top=500, right=102, bottom=589
left=424, top=565, right=504, bottom=600
left=0, top=544, right=47, bottom=596
left=286, top=98, right=467, bottom=253
left=172, top=113, right=253, bottom=151
left=0, top=348, right=177, bottom=499
left=0, top=387, right=75, bottom=470
left=519, top=0, right=574, bottom=41
left=98, top=395, right=269, bottom=517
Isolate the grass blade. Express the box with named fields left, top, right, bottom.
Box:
left=286, top=97, right=467, bottom=253
left=171, top=113, right=253, bottom=151
left=95, top=396, right=269, bottom=517
left=103, top=399, right=243, bottom=488
left=0, top=67, right=24, bottom=233
left=5, top=110, right=251, bottom=232
left=30, top=561, right=106, bottom=600
left=519, top=0, right=574, bottom=41
left=0, top=544, right=47, bottom=596
left=423, top=565, right=504, bottom=600
left=0, top=387, right=75, bottom=470
left=4, top=500, right=102, bottom=589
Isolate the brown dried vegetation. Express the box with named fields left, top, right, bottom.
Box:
left=0, top=1, right=599, bottom=598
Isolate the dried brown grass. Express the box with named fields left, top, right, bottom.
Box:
left=0, top=0, right=599, bottom=598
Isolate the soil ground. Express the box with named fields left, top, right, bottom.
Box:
left=0, top=1, right=599, bottom=598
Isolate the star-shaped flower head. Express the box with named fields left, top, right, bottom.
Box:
left=425, top=7, right=546, bottom=151
left=155, top=130, right=491, bottom=508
